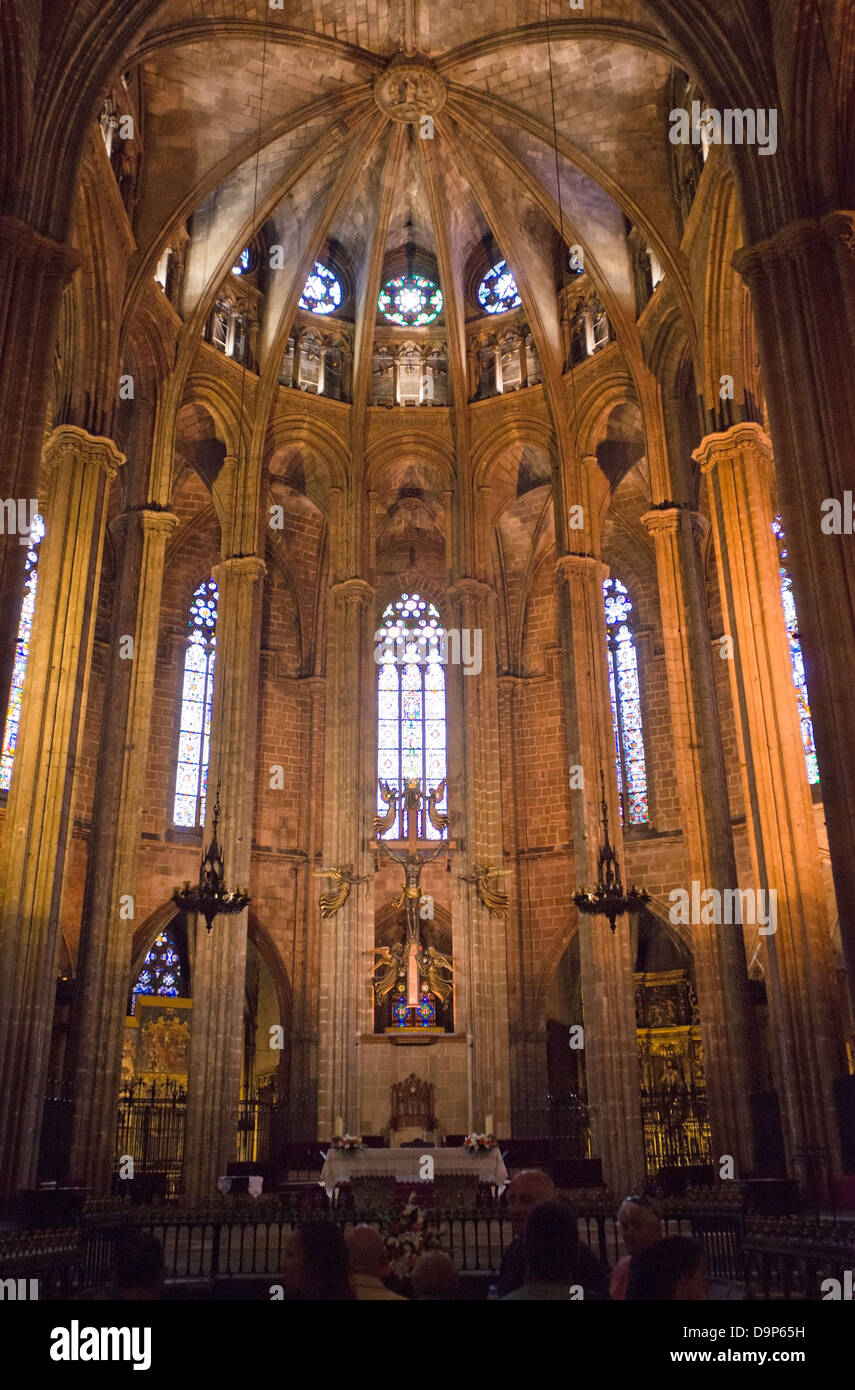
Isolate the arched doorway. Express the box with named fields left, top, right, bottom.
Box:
left=547, top=909, right=714, bottom=1186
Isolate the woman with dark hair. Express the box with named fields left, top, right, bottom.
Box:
left=281, top=1221, right=355, bottom=1300
left=626, top=1235, right=707, bottom=1301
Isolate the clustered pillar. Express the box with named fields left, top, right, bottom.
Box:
left=734, top=214, right=855, bottom=1031
left=183, top=555, right=265, bottom=1202
left=641, top=505, right=755, bottom=1174
left=555, top=552, right=645, bottom=1197
left=69, top=507, right=178, bottom=1192
left=695, top=422, right=842, bottom=1175
left=316, top=578, right=375, bottom=1141
left=0, top=425, right=123, bottom=1200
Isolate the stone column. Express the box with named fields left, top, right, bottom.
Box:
left=733, top=214, right=855, bottom=1021
left=316, top=578, right=375, bottom=1139
left=289, top=675, right=326, bottom=1138
left=448, top=579, right=512, bottom=1136
left=0, top=219, right=79, bottom=721
left=641, top=506, right=755, bottom=1172
left=554, top=553, right=645, bottom=1195
left=694, top=422, right=842, bottom=1173
left=0, top=425, right=123, bottom=1199
left=69, top=506, right=178, bottom=1192
left=182, top=555, right=265, bottom=1201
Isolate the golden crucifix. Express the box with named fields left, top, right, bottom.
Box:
left=370, top=777, right=455, bottom=1007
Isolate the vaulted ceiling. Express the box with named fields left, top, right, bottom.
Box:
left=122, top=0, right=683, bottom=391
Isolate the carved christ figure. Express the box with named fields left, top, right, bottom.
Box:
left=386, top=843, right=445, bottom=941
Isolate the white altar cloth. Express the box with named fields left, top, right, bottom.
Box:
left=320, top=1147, right=508, bottom=1196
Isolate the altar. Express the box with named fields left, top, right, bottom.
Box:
left=320, top=1146, right=508, bottom=1197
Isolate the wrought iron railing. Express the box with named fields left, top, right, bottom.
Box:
left=114, top=1079, right=187, bottom=1200
left=0, top=1197, right=761, bottom=1297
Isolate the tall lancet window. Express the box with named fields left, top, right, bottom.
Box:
left=173, top=577, right=218, bottom=827
left=772, top=516, right=819, bottom=785
left=0, top=513, right=46, bottom=791
left=376, top=593, right=447, bottom=839
left=603, top=577, right=649, bottom=824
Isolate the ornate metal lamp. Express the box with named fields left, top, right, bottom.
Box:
left=573, top=773, right=650, bottom=932
left=172, top=791, right=250, bottom=932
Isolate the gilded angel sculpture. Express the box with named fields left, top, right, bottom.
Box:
left=419, top=945, right=453, bottom=1004
left=459, top=863, right=511, bottom=918
left=312, top=863, right=369, bottom=918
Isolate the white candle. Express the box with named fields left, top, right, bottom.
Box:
left=334, top=1115, right=343, bottom=1136
left=485, top=1114, right=493, bottom=1136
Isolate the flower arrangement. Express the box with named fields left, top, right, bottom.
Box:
left=330, top=1133, right=363, bottom=1153
left=380, top=1194, right=447, bottom=1279
left=463, top=1133, right=496, bottom=1153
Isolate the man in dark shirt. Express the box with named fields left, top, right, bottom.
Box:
left=497, top=1169, right=609, bottom=1299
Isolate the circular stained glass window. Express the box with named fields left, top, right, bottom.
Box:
left=378, top=274, right=442, bottom=327
left=477, top=260, right=521, bottom=314
left=299, top=261, right=343, bottom=316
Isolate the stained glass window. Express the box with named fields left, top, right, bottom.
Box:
left=477, top=260, right=521, bottom=315
left=603, top=577, right=649, bottom=824
left=378, top=275, right=442, bottom=327
left=232, top=246, right=251, bottom=276
left=173, top=577, right=218, bottom=827
left=131, top=927, right=186, bottom=1013
left=376, top=593, right=447, bottom=839
left=0, top=513, right=45, bottom=792
left=299, top=261, right=342, bottom=316
left=772, top=516, right=819, bottom=785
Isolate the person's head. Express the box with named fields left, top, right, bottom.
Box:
left=617, top=1193, right=663, bottom=1257
left=626, top=1236, right=707, bottom=1301
left=411, top=1250, right=459, bottom=1301
left=345, top=1225, right=389, bottom=1279
left=281, top=1221, right=354, bottom=1300
left=523, top=1200, right=579, bottom=1284
left=507, top=1169, right=556, bottom=1236
left=115, top=1234, right=166, bottom=1300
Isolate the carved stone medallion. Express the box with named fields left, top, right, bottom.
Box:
left=374, top=54, right=447, bottom=123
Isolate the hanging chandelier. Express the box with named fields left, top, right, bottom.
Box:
left=172, top=792, right=250, bottom=932
left=573, top=773, right=650, bottom=932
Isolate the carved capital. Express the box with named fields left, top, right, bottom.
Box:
left=733, top=211, right=855, bottom=285
left=212, top=554, right=267, bottom=585
left=446, top=578, right=493, bottom=607
left=554, top=552, right=609, bottom=586
left=331, top=577, right=375, bottom=609
left=110, top=506, right=178, bottom=545
left=641, top=506, right=682, bottom=538
left=692, top=421, right=773, bottom=475
left=640, top=505, right=708, bottom=545
left=43, top=425, right=125, bottom=479
left=0, top=217, right=80, bottom=281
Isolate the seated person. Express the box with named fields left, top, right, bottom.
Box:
left=502, top=1200, right=607, bottom=1300
left=345, top=1225, right=407, bottom=1301
left=412, top=1251, right=459, bottom=1301
left=281, top=1221, right=354, bottom=1301
left=497, top=1170, right=608, bottom=1299
left=610, top=1193, right=663, bottom=1299
left=626, top=1235, right=707, bottom=1301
